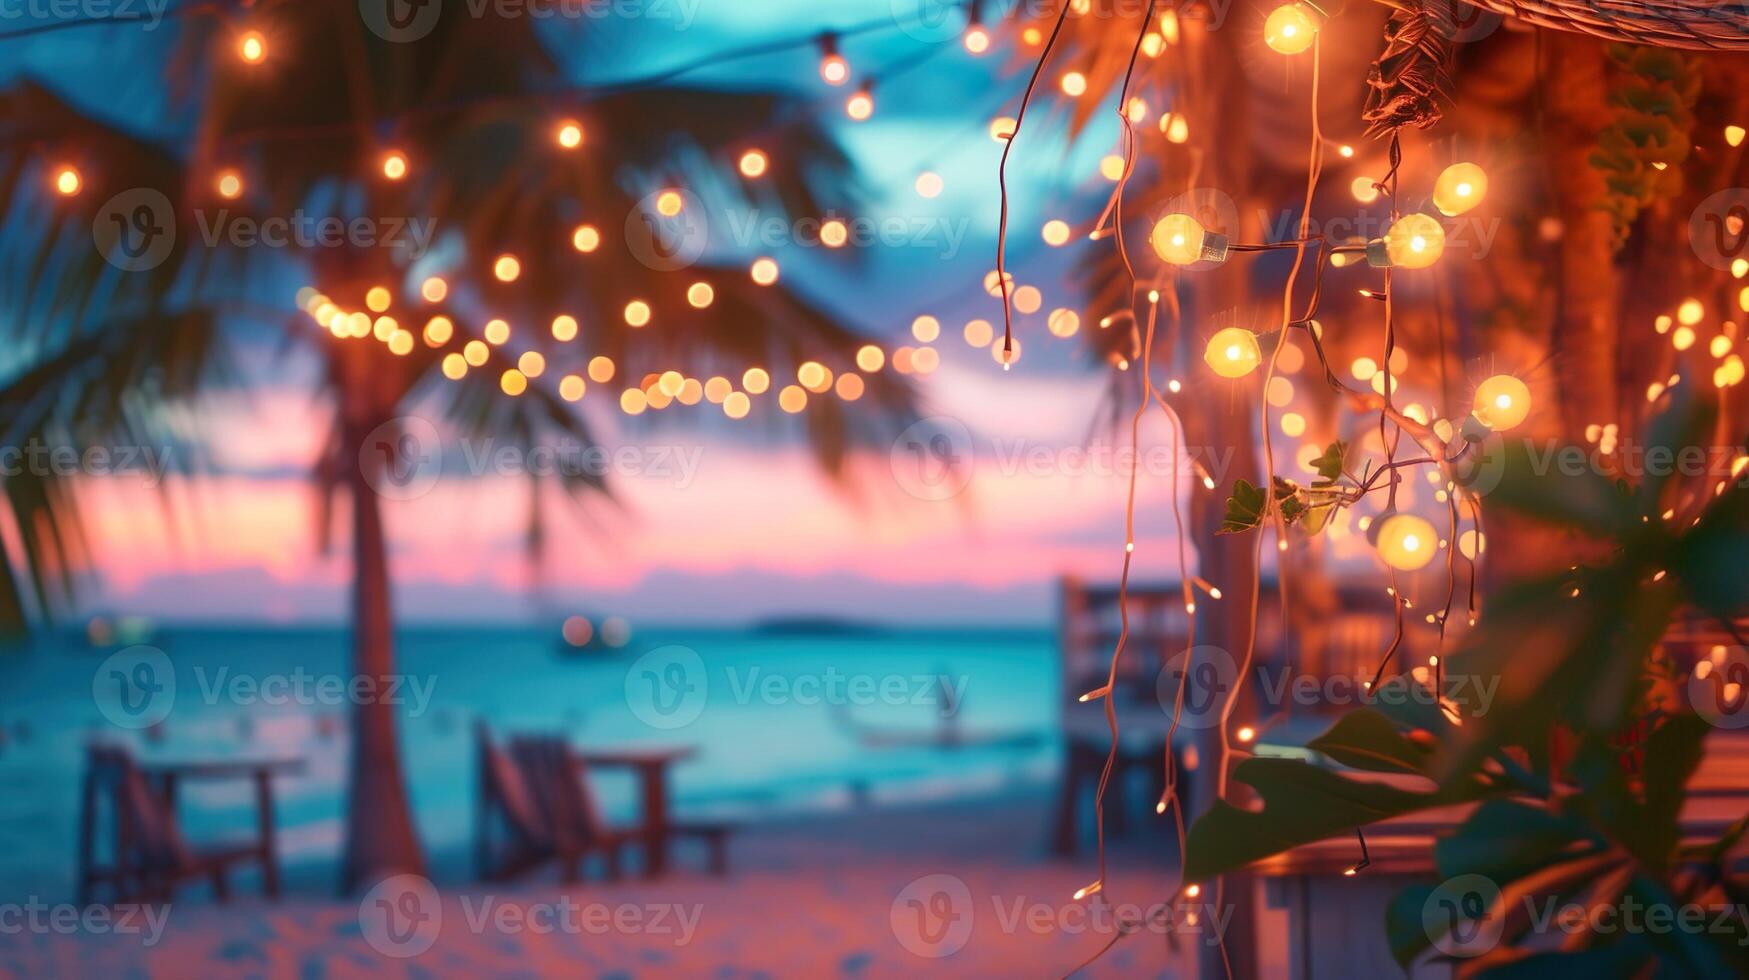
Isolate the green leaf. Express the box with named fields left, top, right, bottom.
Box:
left=1311, top=440, right=1347, bottom=487
left=1219, top=479, right=1268, bottom=534
left=1181, top=756, right=1499, bottom=881
left=1307, top=708, right=1433, bottom=775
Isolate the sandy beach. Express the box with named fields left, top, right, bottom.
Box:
left=0, top=788, right=1276, bottom=978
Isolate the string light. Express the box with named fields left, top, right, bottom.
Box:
left=818, top=35, right=848, bottom=86
left=1432, top=162, right=1487, bottom=216
left=441, top=353, right=467, bottom=380
left=1151, top=213, right=1227, bottom=265
left=687, top=282, right=715, bottom=308
left=464, top=341, right=489, bottom=367
left=856, top=345, right=885, bottom=372
left=778, top=385, right=808, bottom=413
left=915, top=172, right=943, bottom=198
left=54, top=166, right=80, bottom=196
left=589, top=356, right=616, bottom=383
left=738, top=150, right=768, bottom=178
left=1372, top=512, right=1437, bottom=571
left=743, top=367, right=771, bottom=394
left=381, top=151, right=408, bottom=180
left=624, top=300, right=652, bottom=327
left=1471, top=375, right=1531, bottom=430
left=963, top=18, right=990, bottom=55
left=555, top=120, right=584, bottom=149
left=1264, top=3, right=1319, bottom=55
left=1060, top=71, right=1087, bottom=97
left=215, top=169, right=243, bottom=199
left=493, top=254, right=521, bottom=282
left=723, top=391, right=751, bottom=419
left=560, top=375, right=586, bottom=402
left=1728, top=124, right=1747, bottom=148
left=1371, top=213, right=1445, bottom=269
left=424, top=316, right=454, bottom=346
left=572, top=225, right=601, bottom=253
left=421, top=277, right=448, bottom=303
left=846, top=84, right=874, bottom=121
left=238, top=31, right=266, bottom=65
left=1204, top=327, right=1262, bottom=378
left=484, top=318, right=510, bottom=344
left=1042, top=220, right=1071, bottom=246
left=656, top=190, right=684, bottom=217
left=750, top=257, right=780, bottom=285
left=365, top=286, right=392, bottom=313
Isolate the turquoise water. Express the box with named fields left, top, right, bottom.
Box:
left=0, top=626, right=1059, bottom=897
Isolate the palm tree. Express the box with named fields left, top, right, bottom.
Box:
left=0, top=2, right=915, bottom=892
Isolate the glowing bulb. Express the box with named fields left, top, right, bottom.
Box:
left=381, top=151, right=408, bottom=180
left=964, top=319, right=994, bottom=347
left=421, top=277, right=448, bottom=303
left=1433, top=162, right=1488, bottom=216
left=424, top=316, right=454, bottom=347
left=1042, top=220, right=1071, bottom=247
left=723, top=391, right=751, bottom=419
left=1151, top=213, right=1208, bottom=265
left=238, top=31, right=266, bottom=64
left=1264, top=4, right=1318, bottom=55
left=1047, top=309, right=1080, bottom=338
left=1237, top=725, right=1256, bottom=743
left=1060, top=71, right=1087, bottom=97
left=687, top=282, right=715, bottom=308
left=778, top=385, right=808, bottom=414
left=1728, top=125, right=1747, bottom=148
left=1678, top=298, right=1705, bottom=325
left=624, top=300, right=651, bottom=327
left=484, top=319, right=510, bottom=345
left=1382, top=213, right=1446, bottom=269
left=1472, top=375, right=1531, bottom=431
left=493, top=254, right=521, bottom=282
left=964, top=25, right=990, bottom=54
left=820, top=53, right=849, bottom=86
left=620, top=389, right=647, bottom=415
left=588, top=356, right=615, bottom=383
left=738, top=150, right=768, bottom=178
left=915, top=172, right=943, bottom=198
left=656, top=190, right=684, bottom=217
left=518, top=351, right=546, bottom=378
left=560, top=375, right=586, bottom=402
left=1374, top=512, right=1437, bottom=571
left=821, top=219, right=849, bottom=248
left=388, top=330, right=414, bottom=356
left=750, top=258, right=780, bottom=285
left=54, top=166, right=80, bottom=196
left=1203, top=327, right=1262, bottom=379
left=365, top=287, right=392, bottom=313
left=500, top=369, right=528, bottom=396
left=555, top=120, right=584, bottom=149
left=743, top=367, right=770, bottom=394
left=441, top=353, right=467, bottom=380
left=216, top=169, right=243, bottom=199
left=464, top=341, right=489, bottom=367
left=572, top=224, right=601, bottom=253
left=990, top=117, right=1017, bottom=142
left=856, top=345, right=885, bottom=372
left=547, top=315, right=576, bottom=342
left=846, top=89, right=874, bottom=121
left=912, top=316, right=941, bottom=343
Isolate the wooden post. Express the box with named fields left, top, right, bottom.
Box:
left=254, top=768, right=280, bottom=898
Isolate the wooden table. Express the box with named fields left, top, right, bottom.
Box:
left=576, top=747, right=695, bottom=878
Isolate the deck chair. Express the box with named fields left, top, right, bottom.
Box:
left=76, top=744, right=295, bottom=904
left=474, top=725, right=731, bottom=882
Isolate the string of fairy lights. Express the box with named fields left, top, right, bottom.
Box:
left=987, top=0, right=1749, bottom=943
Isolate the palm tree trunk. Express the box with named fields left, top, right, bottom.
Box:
left=338, top=405, right=427, bottom=894
left=1545, top=32, right=1620, bottom=442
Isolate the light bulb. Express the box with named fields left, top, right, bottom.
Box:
left=1204, top=327, right=1262, bottom=379
left=381, top=151, right=408, bottom=181
left=1151, top=213, right=1226, bottom=265
left=1379, top=213, right=1445, bottom=269
left=964, top=25, right=990, bottom=54
left=820, top=53, right=849, bottom=86
left=54, top=166, right=81, bottom=196
left=738, top=150, right=768, bottom=178
left=555, top=120, right=584, bottom=149
left=238, top=31, right=266, bottom=64
left=1433, top=162, right=1488, bottom=216
left=1374, top=512, right=1437, bottom=571
left=1264, top=4, right=1318, bottom=55
left=846, top=88, right=874, bottom=121
left=1472, top=375, right=1531, bottom=431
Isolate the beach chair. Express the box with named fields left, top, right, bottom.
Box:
left=474, top=724, right=732, bottom=882
left=76, top=743, right=303, bottom=904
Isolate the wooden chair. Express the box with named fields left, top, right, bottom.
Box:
left=76, top=743, right=303, bottom=904
left=474, top=725, right=732, bottom=882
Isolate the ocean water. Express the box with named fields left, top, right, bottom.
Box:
left=0, top=626, right=1060, bottom=897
